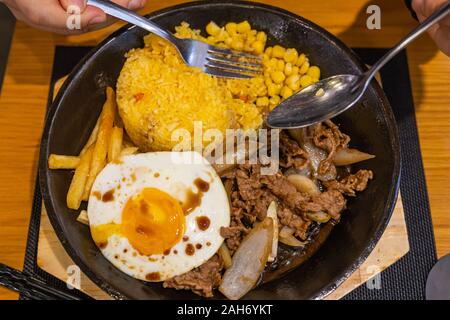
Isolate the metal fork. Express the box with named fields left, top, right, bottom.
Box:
left=86, top=0, right=263, bottom=79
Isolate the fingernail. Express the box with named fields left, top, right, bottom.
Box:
left=127, top=0, right=143, bottom=10
left=88, top=15, right=106, bottom=26
left=68, top=0, right=86, bottom=11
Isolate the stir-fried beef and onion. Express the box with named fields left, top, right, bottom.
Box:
left=163, top=121, right=374, bottom=298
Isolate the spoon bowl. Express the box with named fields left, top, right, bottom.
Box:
left=267, top=74, right=364, bottom=129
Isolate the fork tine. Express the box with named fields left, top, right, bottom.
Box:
left=203, top=66, right=254, bottom=79
left=207, top=46, right=263, bottom=62
left=206, top=55, right=263, bottom=71
left=205, top=61, right=263, bottom=77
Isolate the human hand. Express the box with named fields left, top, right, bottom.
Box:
left=1, top=0, right=147, bottom=34
left=412, top=0, right=450, bottom=56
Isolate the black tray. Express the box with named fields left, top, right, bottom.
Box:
left=20, top=46, right=437, bottom=300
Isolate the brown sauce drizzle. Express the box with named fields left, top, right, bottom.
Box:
left=195, top=243, right=202, bottom=250
left=96, top=241, right=108, bottom=249
left=163, top=249, right=170, bottom=255
left=145, top=272, right=160, bottom=281
left=206, top=242, right=211, bottom=247
left=185, top=243, right=195, bottom=256
left=182, top=236, right=189, bottom=242
left=196, top=216, right=210, bottom=231
left=182, top=178, right=210, bottom=215
left=92, top=191, right=101, bottom=200
left=102, top=189, right=115, bottom=202
left=154, top=172, right=160, bottom=178
left=195, top=178, right=210, bottom=192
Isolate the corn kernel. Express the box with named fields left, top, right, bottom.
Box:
left=256, top=31, right=267, bottom=43
left=251, top=41, right=265, bottom=55
left=263, top=53, right=270, bottom=62
left=225, top=22, right=237, bottom=35
left=237, top=21, right=251, bottom=33
left=268, top=83, right=282, bottom=96
left=248, top=29, right=257, bottom=37
left=299, top=60, right=310, bottom=75
left=307, top=66, right=321, bottom=80
left=269, top=95, right=281, bottom=107
left=224, top=37, right=233, bottom=47
left=300, top=75, right=313, bottom=88
left=216, top=28, right=228, bottom=42
left=271, top=70, right=285, bottom=84
left=206, top=21, right=221, bottom=36
left=286, top=74, right=300, bottom=91
left=256, top=96, right=269, bottom=107
left=315, top=88, right=325, bottom=97
left=272, top=45, right=286, bottom=58
left=281, top=86, right=294, bottom=99
left=231, top=39, right=244, bottom=51
left=276, top=59, right=285, bottom=71
left=268, top=57, right=278, bottom=69
left=246, top=35, right=256, bottom=45
left=264, top=76, right=273, bottom=87
left=265, top=47, right=273, bottom=57
left=206, top=36, right=217, bottom=44
left=296, top=53, right=306, bottom=66
left=284, top=48, right=298, bottom=63
left=292, top=66, right=299, bottom=75
left=284, top=62, right=293, bottom=76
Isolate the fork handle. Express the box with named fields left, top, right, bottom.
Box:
left=86, top=0, right=177, bottom=42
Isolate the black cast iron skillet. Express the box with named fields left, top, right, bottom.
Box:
left=39, top=0, right=400, bottom=300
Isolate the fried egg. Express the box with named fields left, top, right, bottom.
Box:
left=87, top=151, right=230, bottom=282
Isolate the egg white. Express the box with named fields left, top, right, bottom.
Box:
left=87, top=151, right=230, bottom=281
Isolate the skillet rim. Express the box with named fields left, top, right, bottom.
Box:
left=39, top=0, right=401, bottom=300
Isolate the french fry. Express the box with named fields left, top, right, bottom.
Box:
left=82, top=87, right=115, bottom=200
left=67, top=146, right=94, bottom=210
left=120, top=147, right=139, bottom=157
left=77, top=210, right=90, bottom=226
left=79, top=115, right=101, bottom=157
left=48, top=154, right=80, bottom=169
left=108, top=126, right=124, bottom=162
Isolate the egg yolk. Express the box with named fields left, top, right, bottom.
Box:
left=91, top=188, right=185, bottom=256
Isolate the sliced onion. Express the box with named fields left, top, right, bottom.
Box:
left=218, top=243, right=232, bottom=269
left=287, top=174, right=321, bottom=196
left=279, top=234, right=306, bottom=247
left=279, top=226, right=295, bottom=239
left=266, top=201, right=279, bottom=262
left=76, top=210, right=89, bottom=225
left=307, top=211, right=331, bottom=223
left=219, top=218, right=274, bottom=300
left=333, top=148, right=375, bottom=166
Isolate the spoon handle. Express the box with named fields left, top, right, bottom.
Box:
left=366, top=1, right=450, bottom=81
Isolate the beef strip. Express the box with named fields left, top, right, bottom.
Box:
left=279, top=131, right=309, bottom=169
left=301, top=190, right=347, bottom=220
left=324, top=169, right=374, bottom=197
left=163, top=255, right=223, bottom=298
left=277, top=204, right=311, bottom=239
left=313, top=120, right=350, bottom=175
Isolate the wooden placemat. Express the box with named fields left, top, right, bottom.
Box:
left=37, top=194, right=408, bottom=300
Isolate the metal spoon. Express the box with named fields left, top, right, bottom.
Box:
left=267, top=1, right=450, bottom=129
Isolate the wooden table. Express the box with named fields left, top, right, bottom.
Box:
left=0, top=0, right=449, bottom=300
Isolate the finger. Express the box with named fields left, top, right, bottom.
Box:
left=412, top=0, right=448, bottom=18
left=60, top=0, right=146, bottom=33
left=60, top=0, right=145, bottom=11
